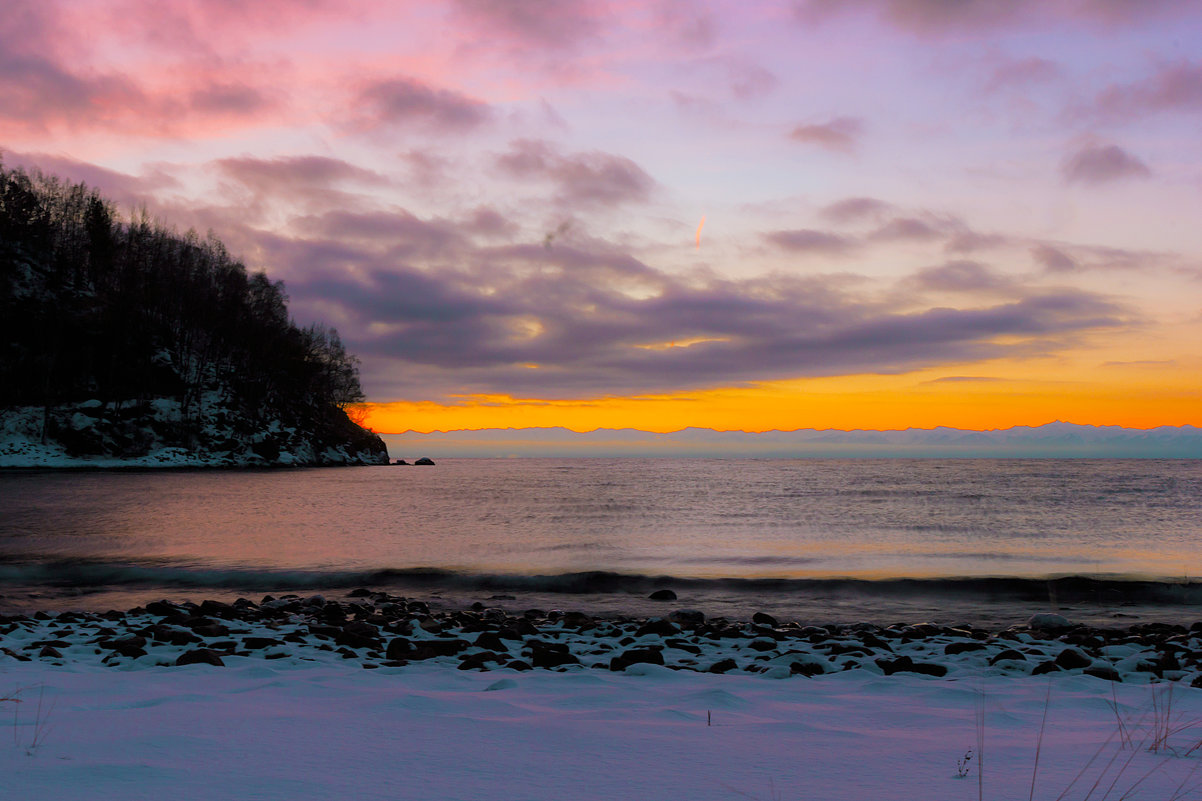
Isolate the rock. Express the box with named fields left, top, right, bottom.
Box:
left=560, top=611, right=594, bottom=629
left=1028, top=613, right=1072, bottom=631
left=393, top=459, right=409, bottom=465
left=752, top=612, right=778, bottom=627
left=1054, top=648, right=1092, bottom=670
left=1032, top=661, right=1061, bottom=676
left=385, top=637, right=412, bottom=660
left=989, top=648, right=1027, bottom=665
left=199, top=600, right=236, bottom=619
left=668, top=609, right=705, bottom=627
left=945, top=641, right=988, bottom=656
left=39, top=645, right=63, bottom=658
left=790, top=660, right=826, bottom=677
left=241, top=637, right=284, bottom=650
left=336, top=621, right=382, bottom=650
left=1084, top=665, right=1122, bottom=682
left=176, top=649, right=225, bottom=667
left=648, top=589, right=677, bottom=601
left=875, top=655, right=947, bottom=677
left=414, top=457, right=435, bottom=466
left=610, top=648, right=665, bottom=671
left=106, top=636, right=148, bottom=658
left=474, top=632, right=509, bottom=652
left=528, top=641, right=579, bottom=669
left=146, top=600, right=185, bottom=619
left=748, top=638, right=778, bottom=652
left=707, top=658, right=737, bottom=674
left=636, top=618, right=680, bottom=637
left=144, top=624, right=202, bottom=646
left=458, top=652, right=501, bottom=670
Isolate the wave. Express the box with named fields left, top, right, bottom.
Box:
left=1, top=559, right=1201, bottom=606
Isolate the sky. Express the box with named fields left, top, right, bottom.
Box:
left=3, top=0, right=1201, bottom=434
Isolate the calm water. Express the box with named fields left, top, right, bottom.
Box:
left=2, top=459, right=1200, bottom=624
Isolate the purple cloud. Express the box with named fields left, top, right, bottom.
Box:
left=217, top=155, right=387, bottom=192
left=1061, top=142, right=1150, bottom=184
left=354, top=77, right=491, bottom=133
left=496, top=139, right=656, bottom=207
left=188, top=82, right=271, bottom=115
left=819, top=196, right=894, bottom=224
left=0, top=2, right=145, bottom=132
left=794, top=0, right=1187, bottom=35
left=911, top=260, right=1010, bottom=292
left=789, top=117, right=864, bottom=153
left=763, top=229, right=857, bottom=254
left=1093, top=61, right=1202, bottom=120
left=451, top=0, right=602, bottom=49
left=235, top=219, right=1132, bottom=400
left=1031, top=244, right=1077, bottom=273
left=870, top=217, right=945, bottom=241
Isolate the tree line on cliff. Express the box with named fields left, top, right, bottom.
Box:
left=0, top=161, right=371, bottom=449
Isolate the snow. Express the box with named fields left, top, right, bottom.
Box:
left=4, top=659, right=1202, bottom=800
left=0, top=401, right=386, bottom=468
left=3, top=601, right=1202, bottom=800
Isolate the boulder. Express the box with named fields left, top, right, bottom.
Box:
left=944, top=641, right=988, bottom=656
left=1054, top=648, right=1092, bottom=670
left=610, top=648, right=665, bottom=671
left=1028, top=613, right=1073, bottom=631
left=647, top=589, right=677, bottom=601
left=668, top=609, right=705, bottom=627
left=176, top=649, right=225, bottom=667
left=636, top=618, right=680, bottom=637
left=414, top=457, right=435, bottom=466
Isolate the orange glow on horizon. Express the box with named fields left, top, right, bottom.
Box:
left=357, top=362, right=1202, bottom=434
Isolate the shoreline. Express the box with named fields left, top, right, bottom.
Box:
left=7, top=589, right=1202, bottom=800
left=3, top=588, right=1200, bottom=685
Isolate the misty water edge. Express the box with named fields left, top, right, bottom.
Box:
left=2, top=458, right=1200, bottom=625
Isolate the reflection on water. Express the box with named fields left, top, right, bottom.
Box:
left=0, top=458, right=1199, bottom=618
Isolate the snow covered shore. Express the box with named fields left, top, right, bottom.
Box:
left=0, top=397, right=388, bottom=468
left=3, top=593, right=1202, bottom=800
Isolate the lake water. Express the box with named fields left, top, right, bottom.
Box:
left=2, top=459, right=1200, bottom=625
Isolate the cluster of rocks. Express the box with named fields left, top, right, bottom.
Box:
left=2, top=593, right=1202, bottom=685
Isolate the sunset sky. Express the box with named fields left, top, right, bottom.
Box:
left=4, top=0, right=1200, bottom=433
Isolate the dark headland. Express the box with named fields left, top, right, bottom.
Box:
left=0, top=163, right=387, bottom=467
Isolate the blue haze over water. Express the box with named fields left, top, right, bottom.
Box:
left=1, top=459, right=1200, bottom=624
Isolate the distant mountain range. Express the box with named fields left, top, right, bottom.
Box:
left=381, top=422, right=1202, bottom=458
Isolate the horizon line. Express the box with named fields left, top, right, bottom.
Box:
left=375, top=420, right=1201, bottom=436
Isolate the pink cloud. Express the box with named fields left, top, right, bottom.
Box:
left=789, top=117, right=864, bottom=153
left=496, top=139, right=655, bottom=207
left=451, top=0, right=605, bottom=49
left=763, top=229, right=857, bottom=254
left=819, top=196, right=894, bottom=224
left=1093, top=61, right=1202, bottom=120
left=1031, top=244, right=1077, bottom=273
left=1061, top=142, right=1150, bottom=184
left=793, top=0, right=1192, bottom=35
left=353, top=78, right=492, bottom=133
left=870, top=217, right=944, bottom=241
left=217, top=156, right=388, bottom=192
